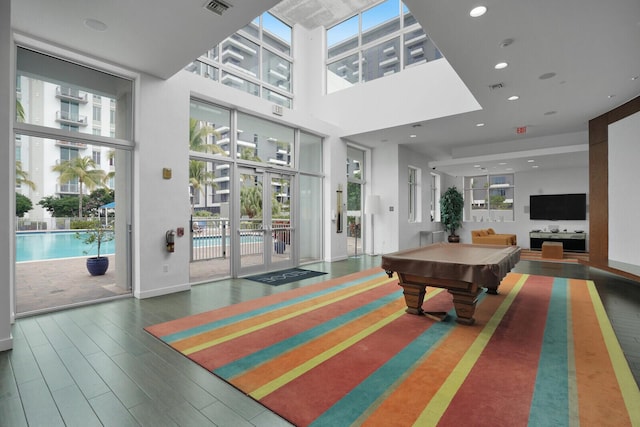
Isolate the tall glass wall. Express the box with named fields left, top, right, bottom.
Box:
left=299, top=132, right=323, bottom=263
left=326, top=1, right=442, bottom=93
left=186, top=12, right=293, bottom=108
left=14, top=47, right=134, bottom=313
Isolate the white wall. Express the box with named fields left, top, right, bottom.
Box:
left=371, top=144, right=400, bottom=254
left=396, top=146, right=439, bottom=250
left=609, top=111, right=640, bottom=266
left=1, top=0, right=14, bottom=351
left=458, top=166, right=589, bottom=247
left=133, top=74, right=192, bottom=298
left=313, top=59, right=480, bottom=137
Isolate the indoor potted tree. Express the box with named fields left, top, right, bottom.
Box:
left=440, top=186, right=464, bottom=243
left=76, top=220, right=115, bottom=276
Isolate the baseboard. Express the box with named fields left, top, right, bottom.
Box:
left=135, top=282, right=191, bottom=299
left=0, top=334, right=13, bottom=352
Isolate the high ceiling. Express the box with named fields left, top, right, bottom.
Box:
left=11, top=0, right=640, bottom=177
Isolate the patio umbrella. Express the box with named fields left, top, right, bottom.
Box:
left=99, top=202, right=115, bottom=226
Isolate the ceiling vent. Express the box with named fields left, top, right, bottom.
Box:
left=204, top=0, right=231, bottom=15
left=489, top=83, right=504, bottom=91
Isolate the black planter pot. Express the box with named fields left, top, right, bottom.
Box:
left=86, top=256, right=109, bottom=276
left=448, top=234, right=460, bottom=243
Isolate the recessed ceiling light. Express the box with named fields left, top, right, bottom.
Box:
left=532, top=165, right=539, bottom=168
left=469, top=6, right=487, bottom=17
left=499, top=162, right=507, bottom=166
left=474, top=164, right=481, bottom=168
left=494, top=62, right=508, bottom=70
left=84, top=18, right=108, bottom=32
left=608, top=94, right=616, bottom=99
left=507, top=95, right=519, bottom=101
left=527, top=159, right=535, bottom=163
left=539, top=72, right=556, bottom=80
left=410, top=134, right=417, bottom=138
left=476, top=123, right=485, bottom=127
left=632, top=76, right=639, bottom=81
left=506, top=167, right=513, bottom=171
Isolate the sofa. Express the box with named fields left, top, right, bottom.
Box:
left=471, top=228, right=517, bottom=245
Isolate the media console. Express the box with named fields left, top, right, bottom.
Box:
left=529, top=231, right=587, bottom=252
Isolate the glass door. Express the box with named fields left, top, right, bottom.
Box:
left=238, top=167, right=294, bottom=276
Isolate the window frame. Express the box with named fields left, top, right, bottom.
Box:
left=464, top=173, right=515, bottom=222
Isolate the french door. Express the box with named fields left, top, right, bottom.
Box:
left=237, top=167, right=294, bottom=276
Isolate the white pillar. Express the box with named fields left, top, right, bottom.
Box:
left=0, top=0, right=15, bottom=351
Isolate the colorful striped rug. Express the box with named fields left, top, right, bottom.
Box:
left=145, top=268, right=640, bottom=426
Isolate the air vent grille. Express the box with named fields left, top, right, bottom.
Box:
left=204, top=0, right=231, bottom=15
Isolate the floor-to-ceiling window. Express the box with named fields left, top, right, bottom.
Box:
left=299, top=132, right=323, bottom=264
left=189, top=99, right=323, bottom=278
left=326, top=0, right=442, bottom=93
left=347, top=146, right=365, bottom=257
left=186, top=12, right=294, bottom=108
left=14, top=46, right=134, bottom=315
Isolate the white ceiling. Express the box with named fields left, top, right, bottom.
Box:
left=11, top=0, right=640, bottom=177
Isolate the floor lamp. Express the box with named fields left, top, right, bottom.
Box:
left=365, top=195, right=381, bottom=255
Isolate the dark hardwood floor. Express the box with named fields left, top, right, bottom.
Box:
left=1, top=256, right=638, bottom=426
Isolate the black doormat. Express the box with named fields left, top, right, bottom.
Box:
left=246, top=268, right=328, bottom=286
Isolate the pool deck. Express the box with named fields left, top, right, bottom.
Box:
left=15, top=238, right=356, bottom=315
left=16, top=256, right=127, bottom=315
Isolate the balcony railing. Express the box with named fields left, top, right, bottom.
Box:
left=56, top=110, right=88, bottom=126
left=55, top=140, right=87, bottom=149
left=56, top=86, right=88, bottom=103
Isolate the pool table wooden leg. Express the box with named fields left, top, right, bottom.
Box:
left=448, top=288, right=483, bottom=325
left=398, top=283, right=426, bottom=315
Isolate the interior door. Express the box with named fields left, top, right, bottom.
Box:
left=238, top=167, right=294, bottom=276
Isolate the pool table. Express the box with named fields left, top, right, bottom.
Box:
left=381, top=242, right=521, bottom=325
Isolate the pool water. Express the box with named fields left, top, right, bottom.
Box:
left=16, top=231, right=115, bottom=262
left=17, top=232, right=266, bottom=262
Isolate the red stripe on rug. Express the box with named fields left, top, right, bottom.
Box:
left=189, top=281, right=400, bottom=371
left=258, top=290, right=454, bottom=427
left=438, top=274, right=554, bottom=426
left=145, top=267, right=381, bottom=337
left=361, top=272, right=522, bottom=426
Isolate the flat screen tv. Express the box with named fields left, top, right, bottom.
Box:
left=529, top=193, right=586, bottom=220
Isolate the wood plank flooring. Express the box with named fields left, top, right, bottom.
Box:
left=1, top=256, right=639, bottom=426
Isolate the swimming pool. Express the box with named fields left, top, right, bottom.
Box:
left=16, top=231, right=115, bottom=262
left=16, top=231, right=266, bottom=262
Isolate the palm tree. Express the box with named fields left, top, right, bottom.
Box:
left=240, top=183, right=263, bottom=218
left=239, top=147, right=262, bottom=162
left=189, top=118, right=224, bottom=154
left=189, top=119, right=224, bottom=212
left=52, top=156, right=106, bottom=218
left=16, top=161, right=36, bottom=191
left=189, top=160, right=215, bottom=212
left=16, top=100, right=25, bottom=122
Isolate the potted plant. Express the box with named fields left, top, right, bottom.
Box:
left=76, top=220, right=115, bottom=276
left=440, top=186, right=464, bottom=243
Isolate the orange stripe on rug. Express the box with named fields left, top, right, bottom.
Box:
left=572, top=279, right=639, bottom=426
